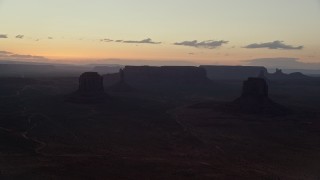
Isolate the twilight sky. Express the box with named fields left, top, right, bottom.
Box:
left=0, top=0, right=319, bottom=65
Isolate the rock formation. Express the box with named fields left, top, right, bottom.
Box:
left=120, top=68, right=124, bottom=82
left=274, top=68, right=284, bottom=76
left=92, top=66, right=122, bottom=75
left=109, top=69, right=134, bottom=92
left=266, top=68, right=310, bottom=80
left=111, top=66, right=212, bottom=92
left=67, top=72, right=108, bottom=103
left=241, top=78, right=268, bottom=98
left=258, top=69, right=267, bottom=79
left=78, top=72, right=104, bottom=94
left=233, top=77, right=288, bottom=115
left=200, top=65, right=268, bottom=80
left=123, top=66, right=209, bottom=83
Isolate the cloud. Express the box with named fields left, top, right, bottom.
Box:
left=100, top=38, right=113, bottom=42
left=122, top=38, right=161, bottom=44
left=16, top=35, right=24, bottom=39
left=246, top=57, right=320, bottom=69
left=174, top=40, right=228, bottom=49
left=0, top=34, right=8, bottom=38
left=244, top=41, right=303, bottom=50
left=0, top=50, right=48, bottom=62
left=48, top=37, right=53, bottom=39
left=0, top=51, right=12, bottom=55
left=10, top=54, right=46, bottom=59
left=98, top=38, right=160, bottom=44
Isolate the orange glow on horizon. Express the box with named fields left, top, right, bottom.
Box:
left=1, top=37, right=318, bottom=65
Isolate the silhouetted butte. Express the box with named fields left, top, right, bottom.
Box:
left=233, top=77, right=288, bottom=115
left=67, top=72, right=108, bottom=103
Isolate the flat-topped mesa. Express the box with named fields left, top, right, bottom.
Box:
left=123, top=66, right=209, bottom=83
left=78, top=72, right=104, bottom=94
left=242, top=77, right=268, bottom=98
left=200, top=65, right=268, bottom=80
left=103, top=66, right=213, bottom=92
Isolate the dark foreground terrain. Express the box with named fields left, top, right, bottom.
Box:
left=1, top=76, right=320, bottom=180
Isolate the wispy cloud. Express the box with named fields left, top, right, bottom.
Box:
left=0, top=50, right=47, bottom=61
left=48, top=37, right=53, bottom=39
left=174, top=40, right=228, bottom=49
left=0, top=51, right=12, bottom=55
left=0, top=34, right=8, bottom=38
left=122, top=38, right=161, bottom=44
left=244, top=41, right=303, bottom=50
left=100, top=38, right=113, bottom=42
left=16, top=35, right=24, bottom=39
left=99, top=38, right=160, bottom=44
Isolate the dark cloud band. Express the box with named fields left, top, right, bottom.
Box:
left=174, top=40, right=228, bottom=49
left=100, top=38, right=113, bottom=42
left=16, top=35, right=24, bottom=39
left=244, top=41, right=303, bottom=50
left=0, top=34, right=8, bottom=38
left=122, top=38, right=161, bottom=44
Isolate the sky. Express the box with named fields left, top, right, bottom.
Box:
left=0, top=0, right=320, bottom=65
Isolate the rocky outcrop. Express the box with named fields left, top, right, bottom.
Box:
left=241, top=78, right=268, bottom=98
left=78, top=72, right=104, bottom=94
left=67, top=72, right=108, bottom=103
left=92, top=66, right=122, bottom=75
left=109, top=69, right=134, bottom=92
left=233, top=78, right=288, bottom=115
left=266, top=69, right=310, bottom=80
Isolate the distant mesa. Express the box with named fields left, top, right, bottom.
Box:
left=266, top=68, right=310, bottom=80
left=67, top=72, right=108, bottom=103
left=233, top=77, right=288, bottom=115
left=92, top=66, right=123, bottom=75
left=274, top=68, right=285, bottom=76
left=199, top=65, right=311, bottom=81
left=201, top=65, right=268, bottom=81
left=104, top=66, right=212, bottom=92
left=123, top=66, right=209, bottom=83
